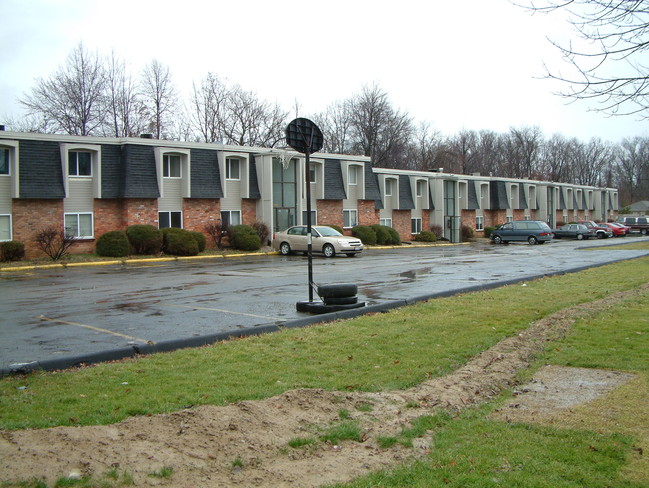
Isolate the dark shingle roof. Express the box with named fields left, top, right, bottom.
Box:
left=100, top=144, right=124, bottom=198
left=490, top=180, right=509, bottom=210
left=398, top=175, right=415, bottom=210
left=248, top=156, right=261, bottom=199
left=122, top=144, right=160, bottom=198
left=467, top=180, right=479, bottom=210
left=323, top=159, right=347, bottom=200
left=190, top=148, right=223, bottom=198
left=18, top=140, right=65, bottom=199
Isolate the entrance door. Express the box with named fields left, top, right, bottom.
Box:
left=444, top=180, right=459, bottom=242
left=274, top=208, right=295, bottom=231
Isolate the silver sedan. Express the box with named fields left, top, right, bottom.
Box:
left=272, top=225, right=363, bottom=257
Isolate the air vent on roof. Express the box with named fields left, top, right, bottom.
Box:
left=0, top=125, right=5, bottom=131
left=140, top=133, right=153, bottom=139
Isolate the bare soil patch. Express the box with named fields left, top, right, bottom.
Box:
left=1, top=285, right=645, bottom=487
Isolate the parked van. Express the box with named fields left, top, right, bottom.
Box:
left=491, top=220, right=554, bottom=245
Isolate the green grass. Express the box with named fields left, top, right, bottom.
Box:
left=2, top=255, right=649, bottom=430
left=319, top=420, right=364, bottom=444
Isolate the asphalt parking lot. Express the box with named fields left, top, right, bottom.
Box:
left=2, top=237, right=648, bottom=374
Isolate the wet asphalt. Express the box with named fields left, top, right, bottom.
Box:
left=1, top=236, right=648, bottom=373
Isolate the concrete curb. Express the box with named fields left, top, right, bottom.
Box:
left=1, top=253, right=638, bottom=377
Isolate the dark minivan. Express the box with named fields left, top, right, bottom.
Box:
left=491, top=220, right=554, bottom=245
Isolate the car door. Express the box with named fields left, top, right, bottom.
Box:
left=287, top=227, right=308, bottom=251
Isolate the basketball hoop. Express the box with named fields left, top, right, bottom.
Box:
left=279, top=148, right=292, bottom=170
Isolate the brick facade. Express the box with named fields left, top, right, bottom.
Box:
left=392, top=210, right=412, bottom=241
left=12, top=199, right=64, bottom=258
left=358, top=200, right=379, bottom=227
left=241, top=199, right=257, bottom=226
left=316, top=200, right=343, bottom=228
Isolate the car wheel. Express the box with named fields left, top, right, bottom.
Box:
left=528, top=235, right=538, bottom=245
left=492, top=235, right=503, bottom=244
left=323, top=243, right=336, bottom=258
left=279, top=242, right=292, bottom=255
left=641, top=228, right=648, bottom=235
left=577, top=233, right=584, bottom=240
left=597, top=232, right=604, bottom=239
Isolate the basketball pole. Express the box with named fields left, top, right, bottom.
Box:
left=305, top=150, right=314, bottom=302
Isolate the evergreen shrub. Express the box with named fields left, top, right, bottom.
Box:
left=387, top=227, right=401, bottom=245
left=188, top=231, right=207, bottom=252
left=352, top=225, right=377, bottom=245
left=0, top=241, right=25, bottom=262
left=414, top=230, right=437, bottom=242
left=161, top=228, right=199, bottom=256
left=371, top=224, right=391, bottom=245
left=96, top=231, right=129, bottom=257
left=484, top=226, right=496, bottom=239
left=126, top=225, right=162, bottom=255
left=229, top=225, right=261, bottom=251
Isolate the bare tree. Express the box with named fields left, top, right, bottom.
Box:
left=141, top=59, right=178, bottom=139
left=104, top=51, right=146, bottom=137
left=613, top=136, right=649, bottom=203
left=189, top=72, right=228, bottom=143
left=521, top=0, right=649, bottom=117
left=19, top=42, right=106, bottom=136
left=539, top=133, right=573, bottom=182
left=348, top=83, right=413, bottom=167
left=502, top=126, right=544, bottom=178
left=313, top=100, right=354, bottom=154
left=405, top=121, right=444, bottom=171
left=221, top=86, right=287, bottom=147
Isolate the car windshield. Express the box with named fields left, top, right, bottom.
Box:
left=315, top=226, right=343, bottom=237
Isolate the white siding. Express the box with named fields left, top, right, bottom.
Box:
left=221, top=180, right=242, bottom=211
left=159, top=179, right=182, bottom=212
left=64, top=179, right=93, bottom=212
left=0, top=177, right=10, bottom=213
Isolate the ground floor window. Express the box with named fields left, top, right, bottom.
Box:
left=221, top=210, right=241, bottom=229
left=506, top=215, right=513, bottom=223
left=343, top=209, right=358, bottom=228
left=475, top=215, right=484, bottom=231
left=380, top=218, right=392, bottom=227
left=159, top=211, right=182, bottom=229
left=0, top=215, right=11, bottom=241
left=411, top=218, right=422, bottom=234
left=302, top=210, right=317, bottom=226
left=64, top=213, right=93, bottom=238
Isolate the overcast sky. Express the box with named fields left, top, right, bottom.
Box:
left=1, top=0, right=647, bottom=143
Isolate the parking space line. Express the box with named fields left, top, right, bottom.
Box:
left=38, top=316, right=154, bottom=344
left=163, top=304, right=282, bottom=321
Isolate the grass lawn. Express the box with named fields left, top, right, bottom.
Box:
left=1, top=245, right=648, bottom=487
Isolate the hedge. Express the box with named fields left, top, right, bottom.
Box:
left=96, top=231, right=129, bottom=257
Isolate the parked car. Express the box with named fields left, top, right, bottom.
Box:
left=273, top=225, right=363, bottom=257
left=552, top=223, right=596, bottom=240
left=609, top=222, right=631, bottom=235
left=600, top=222, right=627, bottom=237
left=616, top=216, right=649, bottom=235
left=578, top=221, right=613, bottom=239
left=490, top=220, right=554, bottom=245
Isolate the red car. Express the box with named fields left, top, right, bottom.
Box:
left=602, top=222, right=627, bottom=236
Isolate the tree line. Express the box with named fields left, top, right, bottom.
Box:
left=5, top=42, right=648, bottom=206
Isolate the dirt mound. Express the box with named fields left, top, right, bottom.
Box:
left=1, top=285, right=644, bottom=487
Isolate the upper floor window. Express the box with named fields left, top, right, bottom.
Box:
left=416, top=180, right=425, bottom=197
left=310, top=163, right=316, bottom=183
left=163, top=154, right=181, bottom=178
left=226, top=158, right=240, bottom=180
left=68, top=151, right=92, bottom=176
left=385, top=179, right=394, bottom=196
left=0, top=148, right=9, bottom=175
left=348, top=166, right=358, bottom=185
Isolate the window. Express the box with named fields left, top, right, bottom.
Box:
left=348, top=166, right=358, bottom=185
left=476, top=216, right=484, bottom=231
left=159, top=211, right=182, bottom=229
left=380, top=218, right=392, bottom=227
left=385, top=179, right=394, bottom=196
left=411, top=218, right=422, bottom=234
left=343, top=209, right=358, bottom=228
left=302, top=210, right=317, bottom=225
left=309, top=163, right=316, bottom=183
left=506, top=216, right=513, bottom=223
left=221, top=210, right=241, bottom=229
left=163, top=154, right=181, bottom=178
left=68, top=151, right=92, bottom=176
left=64, top=213, right=93, bottom=238
left=0, top=215, right=11, bottom=241
left=416, top=180, right=425, bottom=197
left=226, top=158, right=240, bottom=180
left=0, top=148, right=9, bottom=175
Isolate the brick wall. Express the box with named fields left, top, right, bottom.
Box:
left=95, top=199, right=124, bottom=238
left=12, top=199, right=63, bottom=258
left=358, top=200, right=379, bottom=227
left=241, top=199, right=257, bottom=225
left=316, top=200, right=343, bottom=228
left=182, top=198, right=221, bottom=249
left=122, top=199, right=158, bottom=228
left=392, top=210, right=411, bottom=241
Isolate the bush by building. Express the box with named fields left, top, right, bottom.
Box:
left=371, top=224, right=391, bottom=245
left=188, top=231, right=207, bottom=252
left=430, top=224, right=444, bottom=240
left=352, top=225, right=377, bottom=245
left=251, top=221, right=270, bottom=246
left=414, top=230, right=437, bottom=242
left=126, top=225, right=162, bottom=255
left=386, top=227, right=401, bottom=245
left=96, top=231, right=129, bottom=257
left=0, top=241, right=25, bottom=262
left=484, top=226, right=496, bottom=239
left=229, top=225, right=261, bottom=251
left=461, top=225, right=475, bottom=242
left=161, top=228, right=199, bottom=256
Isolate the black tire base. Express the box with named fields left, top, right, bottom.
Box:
left=296, top=300, right=366, bottom=314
